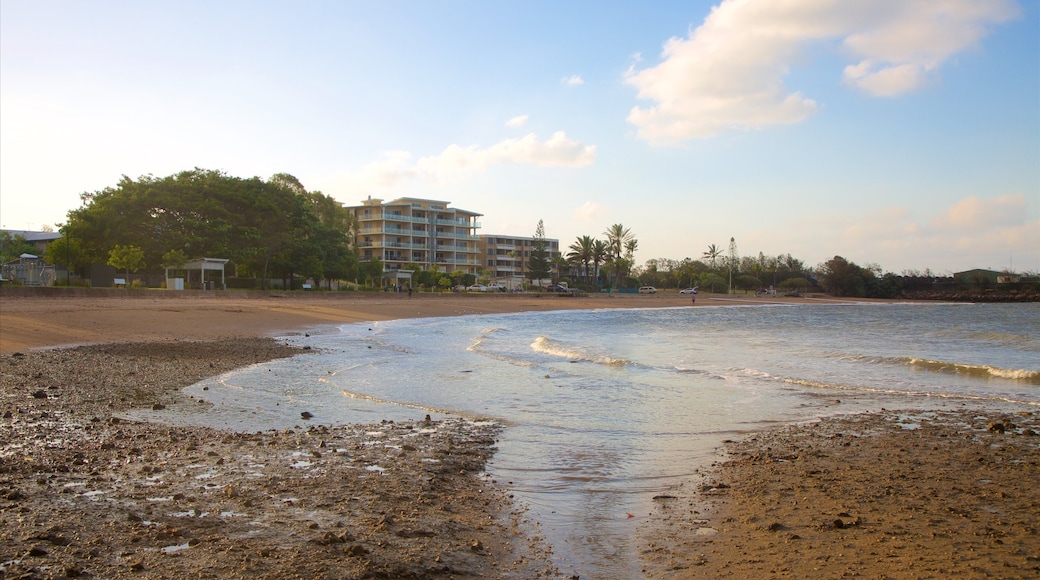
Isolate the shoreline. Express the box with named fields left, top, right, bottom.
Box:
left=0, top=290, right=901, bottom=354
left=3, top=294, right=1037, bottom=577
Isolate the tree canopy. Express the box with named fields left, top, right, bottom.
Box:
left=61, top=168, right=357, bottom=287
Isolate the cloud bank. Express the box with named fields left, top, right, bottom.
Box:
left=626, top=0, right=1020, bottom=143
left=353, top=131, right=596, bottom=189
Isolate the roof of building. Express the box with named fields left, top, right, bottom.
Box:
left=2, top=229, right=63, bottom=242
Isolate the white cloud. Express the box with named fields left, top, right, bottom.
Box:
left=505, top=115, right=529, bottom=127
left=626, top=0, right=1019, bottom=143
left=563, top=74, right=585, bottom=86
left=929, top=193, right=1028, bottom=230
left=350, top=132, right=596, bottom=190
left=798, top=193, right=1038, bottom=272
left=573, top=201, right=606, bottom=222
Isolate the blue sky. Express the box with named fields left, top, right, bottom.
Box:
left=2, top=0, right=1037, bottom=274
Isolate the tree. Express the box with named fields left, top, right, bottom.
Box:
left=604, top=224, right=634, bottom=289
left=161, top=249, right=188, bottom=286
left=61, top=169, right=357, bottom=289
left=360, top=258, right=384, bottom=288
left=43, top=232, right=88, bottom=284
left=107, top=244, right=146, bottom=285
left=551, top=254, right=569, bottom=288
left=817, top=256, right=870, bottom=297
left=0, top=231, right=38, bottom=263
left=778, top=277, right=811, bottom=294
left=591, top=239, right=609, bottom=288
left=527, top=220, right=551, bottom=284
left=567, top=235, right=595, bottom=288
left=735, top=274, right=761, bottom=294
left=727, top=237, right=739, bottom=294
left=702, top=244, right=721, bottom=293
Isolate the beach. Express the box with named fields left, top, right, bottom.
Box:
left=2, top=291, right=1038, bottom=578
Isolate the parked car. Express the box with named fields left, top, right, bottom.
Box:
left=638, top=286, right=657, bottom=294
left=679, top=287, right=698, bottom=294
left=467, top=284, right=488, bottom=292
left=486, top=282, right=507, bottom=292
left=549, top=284, right=571, bottom=292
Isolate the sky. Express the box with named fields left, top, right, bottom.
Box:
left=1, top=0, right=1037, bottom=275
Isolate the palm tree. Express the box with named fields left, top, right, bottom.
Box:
left=702, top=244, right=721, bottom=293
left=591, top=239, right=609, bottom=289
left=551, top=254, right=569, bottom=288
left=567, top=235, right=595, bottom=289
left=604, top=224, right=634, bottom=289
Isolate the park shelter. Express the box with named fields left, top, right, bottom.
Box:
left=166, top=257, right=229, bottom=290
left=383, top=269, right=413, bottom=290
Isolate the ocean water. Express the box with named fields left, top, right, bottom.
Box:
left=145, top=301, right=1040, bottom=578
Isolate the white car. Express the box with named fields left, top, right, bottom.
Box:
left=467, top=284, right=488, bottom=292
left=638, top=286, right=657, bottom=294
left=679, top=287, right=698, bottom=295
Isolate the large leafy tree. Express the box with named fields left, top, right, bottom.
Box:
left=62, top=169, right=356, bottom=288
left=817, top=255, right=871, bottom=297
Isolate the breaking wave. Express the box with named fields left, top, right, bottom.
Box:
left=530, top=336, right=629, bottom=366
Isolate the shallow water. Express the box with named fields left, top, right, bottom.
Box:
left=142, top=301, right=1040, bottom=578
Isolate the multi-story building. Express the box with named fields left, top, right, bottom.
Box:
left=478, top=234, right=560, bottom=288
left=346, top=197, right=482, bottom=275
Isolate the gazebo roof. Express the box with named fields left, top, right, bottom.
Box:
left=182, top=257, right=230, bottom=270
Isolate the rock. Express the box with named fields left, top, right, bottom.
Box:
left=345, top=544, right=370, bottom=557
left=987, top=422, right=1006, bottom=433
left=31, top=389, right=47, bottom=399
left=151, top=403, right=165, bottom=411
left=26, top=544, right=49, bottom=557
left=301, top=411, right=314, bottom=420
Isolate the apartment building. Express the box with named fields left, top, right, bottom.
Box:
left=346, top=197, right=482, bottom=275
left=478, top=234, right=560, bottom=287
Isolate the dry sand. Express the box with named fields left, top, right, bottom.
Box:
left=2, top=290, right=1037, bottom=578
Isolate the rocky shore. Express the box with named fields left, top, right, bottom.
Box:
left=0, top=340, right=556, bottom=579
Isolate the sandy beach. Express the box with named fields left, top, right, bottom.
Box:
left=2, top=290, right=1037, bottom=578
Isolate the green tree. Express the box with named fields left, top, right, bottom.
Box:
left=702, top=244, right=721, bottom=293
left=161, top=249, right=188, bottom=286
left=727, top=237, right=739, bottom=294
left=778, top=277, right=811, bottom=294
left=817, top=256, right=870, bottom=297
left=360, top=257, right=384, bottom=288
left=43, top=232, right=88, bottom=284
left=567, top=235, right=595, bottom=289
left=0, top=232, right=38, bottom=263
left=591, top=239, right=609, bottom=288
left=735, top=274, right=761, bottom=294
left=604, top=224, right=634, bottom=289
left=527, top=220, right=551, bottom=284
left=61, top=169, right=357, bottom=290
left=107, top=244, right=146, bottom=285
